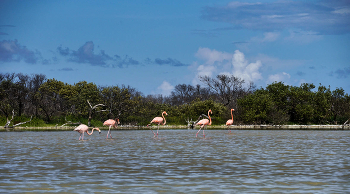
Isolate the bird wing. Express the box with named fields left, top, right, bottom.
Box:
left=74, top=124, right=87, bottom=131
left=197, top=119, right=209, bottom=125
left=103, top=119, right=115, bottom=126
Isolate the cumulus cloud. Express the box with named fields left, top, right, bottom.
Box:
left=201, top=1, right=350, bottom=35
left=192, top=48, right=231, bottom=85
left=57, top=41, right=113, bottom=67
left=192, top=47, right=302, bottom=87
left=157, top=81, right=174, bottom=96
left=195, top=47, right=231, bottom=65
left=0, top=39, right=39, bottom=64
left=192, top=48, right=263, bottom=85
left=231, top=50, right=262, bottom=82
left=197, top=64, right=216, bottom=77
left=267, top=72, right=291, bottom=83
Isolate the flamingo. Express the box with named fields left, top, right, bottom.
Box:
left=74, top=124, right=101, bottom=140
left=103, top=118, right=120, bottom=139
left=147, top=111, right=168, bottom=137
left=226, top=109, right=235, bottom=133
left=196, top=109, right=212, bottom=138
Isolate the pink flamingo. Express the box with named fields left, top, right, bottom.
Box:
left=196, top=109, right=212, bottom=138
left=103, top=118, right=120, bottom=139
left=74, top=124, right=101, bottom=140
left=147, top=111, right=168, bottom=137
left=226, top=109, right=235, bottom=133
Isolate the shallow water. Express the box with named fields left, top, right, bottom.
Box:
left=0, top=130, right=349, bottom=193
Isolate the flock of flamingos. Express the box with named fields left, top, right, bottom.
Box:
left=74, top=109, right=235, bottom=140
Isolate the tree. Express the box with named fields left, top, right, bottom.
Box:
left=238, top=90, right=276, bottom=124
left=199, top=74, right=255, bottom=108
left=0, top=73, right=16, bottom=119
left=15, top=73, right=31, bottom=116
left=101, top=85, right=142, bottom=124
left=59, top=81, right=101, bottom=117
left=169, top=84, right=211, bottom=105
left=37, top=78, right=65, bottom=122
left=331, top=88, right=350, bottom=124
left=27, top=74, right=46, bottom=117
left=289, top=83, right=315, bottom=124
left=313, top=85, right=332, bottom=124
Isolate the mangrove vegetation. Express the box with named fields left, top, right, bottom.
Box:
left=1, top=72, right=349, bottom=128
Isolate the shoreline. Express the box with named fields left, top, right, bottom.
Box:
left=1, top=124, right=349, bottom=131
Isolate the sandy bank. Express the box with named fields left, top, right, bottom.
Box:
left=0, top=124, right=349, bottom=131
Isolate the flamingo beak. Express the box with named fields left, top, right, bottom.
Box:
left=99, top=130, right=101, bottom=134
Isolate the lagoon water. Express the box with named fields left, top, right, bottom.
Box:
left=0, top=129, right=349, bottom=193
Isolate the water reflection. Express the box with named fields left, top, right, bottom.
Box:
left=0, top=130, right=349, bottom=193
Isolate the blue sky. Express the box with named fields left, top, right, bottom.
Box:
left=1, top=0, right=349, bottom=96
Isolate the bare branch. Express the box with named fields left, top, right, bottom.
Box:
left=87, top=99, right=93, bottom=109
left=13, top=116, right=33, bottom=127
left=87, top=100, right=105, bottom=110
left=4, top=109, right=15, bottom=128
left=96, top=109, right=109, bottom=113
left=61, top=117, right=81, bottom=127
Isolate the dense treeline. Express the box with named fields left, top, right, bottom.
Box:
left=0, top=73, right=349, bottom=127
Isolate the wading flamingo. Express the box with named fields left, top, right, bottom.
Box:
left=226, top=109, right=235, bottom=133
left=196, top=109, right=212, bottom=138
left=103, top=118, right=120, bottom=139
left=74, top=124, right=101, bottom=140
left=147, top=111, right=168, bottom=137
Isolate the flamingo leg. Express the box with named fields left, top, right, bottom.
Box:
left=79, top=133, right=82, bottom=140
left=107, top=125, right=112, bottom=139
left=82, top=132, right=84, bottom=140
left=203, top=127, right=205, bottom=138
left=196, top=125, right=203, bottom=137
left=147, top=124, right=157, bottom=137
left=157, top=124, right=159, bottom=137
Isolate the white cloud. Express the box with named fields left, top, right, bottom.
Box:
left=332, top=8, right=350, bottom=15
left=231, top=50, right=262, bottom=82
left=262, top=32, right=280, bottom=42
left=192, top=48, right=264, bottom=85
left=253, top=53, right=306, bottom=70
left=267, top=72, right=291, bottom=83
left=197, top=64, right=216, bottom=77
left=192, top=47, right=232, bottom=85
left=251, top=32, right=280, bottom=42
left=157, top=81, right=174, bottom=96
left=201, top=1, right=350, bottom=35
left=195, top=47, right=231, bottom=65
left=284, top=30, right=323, bottom=44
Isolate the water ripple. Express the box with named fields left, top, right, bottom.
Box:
left=0, top=130, right=349, bottom=193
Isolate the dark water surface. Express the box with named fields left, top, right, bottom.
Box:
left=0, top=130, right=349, bottom=193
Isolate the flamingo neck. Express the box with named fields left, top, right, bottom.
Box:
left=114, top=119, right=119, bottom=128
left=86, top=128, right=98, bottom=135
left=208, top=111, right=212, bottom=125
left=162, top=112, right=166, bottom=125
left=231, top=109, right=233, bottom=121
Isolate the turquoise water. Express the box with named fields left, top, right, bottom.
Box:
left=0, top=130, right=349, bottom=193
